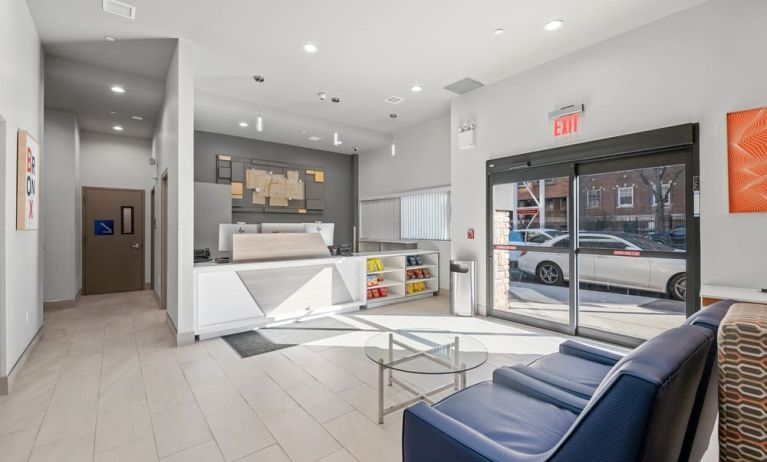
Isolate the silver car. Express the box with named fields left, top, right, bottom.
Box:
left=517, top=232, right=687, bottom=300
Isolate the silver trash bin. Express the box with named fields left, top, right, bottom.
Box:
left=450, top=260, right=476, bottom=316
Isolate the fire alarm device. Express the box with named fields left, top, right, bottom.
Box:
left=467, top=228, right=475, bottom=240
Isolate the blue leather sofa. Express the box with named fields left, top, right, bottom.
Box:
left=403, top=323, right=716, bottom=462
left=502, top=300, right=734, bottom=461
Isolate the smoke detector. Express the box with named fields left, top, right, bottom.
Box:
left=102, top=0, right=136, bottom=19
left=384, top=96, right=405, bottom=105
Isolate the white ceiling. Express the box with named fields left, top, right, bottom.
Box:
left=44, top=39, right=176, bottom=139
left=28, top=0, right=708, bottom=153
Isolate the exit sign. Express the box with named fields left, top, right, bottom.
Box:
left=553, top=113, right=580, bottom=137
left=549, top=104, right=584, bottom=139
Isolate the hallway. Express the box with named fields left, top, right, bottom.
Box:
left=0, top=291, right=575, bottom=462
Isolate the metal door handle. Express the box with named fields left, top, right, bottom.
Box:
left=131, top=243, right=140, bottom=249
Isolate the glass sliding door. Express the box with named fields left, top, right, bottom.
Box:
left=489, top=166, right=574, bottom=332
left=576, top=158, right=688, bottom=341
left=488, top=143, right=697, bottom=346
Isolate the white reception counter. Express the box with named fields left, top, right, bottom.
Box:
left=193, top=249, right=439, bottom=339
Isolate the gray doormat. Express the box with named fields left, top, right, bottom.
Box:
left=223, top=317, right=363, bottom=358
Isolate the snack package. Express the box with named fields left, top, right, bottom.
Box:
left=423, top=269, right=431, bottom=278
left=406, top=256, right=416, bottom=266
left=379, top=287, right=388, bottom=297
left=415, top=256, right=423, bottom=266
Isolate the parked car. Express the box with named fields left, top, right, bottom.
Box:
left=646, top=226, right=686, bottom=250
left=507, top=229, right=564, bottom=264
left=517, top=232, right=687, bottom=300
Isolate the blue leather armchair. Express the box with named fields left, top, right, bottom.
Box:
left=403, top=324, right=715, bottom=462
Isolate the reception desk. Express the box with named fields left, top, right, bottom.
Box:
left=193, top=249, right=439, bottom=339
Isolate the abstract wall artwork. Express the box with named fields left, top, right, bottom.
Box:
left=727, top=107, right=767, bottom=213
left=17, top=130, right=40, bottom=230
left=216, top=155, right=325, bottom=215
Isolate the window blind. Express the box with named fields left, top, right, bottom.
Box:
left=359, top=198, right=400, bottom=239
left=401, top=191, right=451, bottom=241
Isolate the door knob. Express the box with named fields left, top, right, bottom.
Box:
left=131, top=243, right=140, bottom=249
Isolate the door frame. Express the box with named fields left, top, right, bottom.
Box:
left=81, top=186, right=145, bottom=295
left=160, top=170, right=169, bottom=311
left=150, top=187, right=156, bottom=291
left=486, top=124, right=700, bottom=347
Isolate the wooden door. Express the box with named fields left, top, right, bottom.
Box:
left=83, top=187, right=144, bottom=294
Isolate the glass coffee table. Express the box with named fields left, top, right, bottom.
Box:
left=364, top=329, right=488, bottom=423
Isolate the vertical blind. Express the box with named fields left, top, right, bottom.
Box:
left=360, top=191, right=451, bottom=241
left=401, top=191, right=451, bottom=240
left=359, top=198, right=400, bottom=239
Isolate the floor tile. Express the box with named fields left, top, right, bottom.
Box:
left=189, top=378, right=247, bottom=417
left=151, top=403, right=213, bottom=458
left=0, top=428, right=38, bottom=462
left=318, top=449, right=360, bottom=462
left=263, top=407, right=340, bottom=462
left=95, top=401, right=153, bottom=452
left=29, top=431, right=95, bottom=462
left=94, top=437, right=158, bottom=462
left=160, top=440, right=224, bottom=462
left=324, top=411, right=400, bottom=462
left=238, top=377, right=298, bottom=420
left=287, top=380, right=354, bottom=423
left=233, top=444, right=291, bottom=462
left=205, top=404, right=275, bottom=461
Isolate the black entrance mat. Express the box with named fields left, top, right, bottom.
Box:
left=222, top=317, right=363, bottom=358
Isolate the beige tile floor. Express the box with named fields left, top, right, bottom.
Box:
left=0, top=290, right=715, bottom=462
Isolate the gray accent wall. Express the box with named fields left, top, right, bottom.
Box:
left=194, top=131, right=356, bottom=245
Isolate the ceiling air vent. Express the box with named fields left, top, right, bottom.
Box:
left=384, top=96, right=405, bottom=105
left=444, top=78, right=484, bottom=95
left=102, top=0, right=136, bottom=19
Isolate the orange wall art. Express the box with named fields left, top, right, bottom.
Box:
left=727, top=107, right=767, bottom=213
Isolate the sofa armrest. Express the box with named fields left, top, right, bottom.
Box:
left=559, top=340, right=623, bottom=365
left=493, top=367, right=589, bottom=414
left=508, top=364, right=594, bottom=399
left=403, top=402, right=529, bottom=462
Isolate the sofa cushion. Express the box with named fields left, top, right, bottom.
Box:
left=526, top=352, right=612, bottom=395
left=434, top=381, right=578, bottom=455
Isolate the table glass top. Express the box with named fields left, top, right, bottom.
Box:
left=364, top=329, right=488, bottom=375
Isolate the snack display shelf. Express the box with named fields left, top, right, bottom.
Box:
left=368, top=281, right=404, bottom=289
left=406, top=277, right=436, bottom=284
left=366, top=269, right=401, bottom=275
left=406, top=289, right=438, bottom=297
left=405, top=264, right=437, bottom=270
left=367, top=293, right=405, bottom=304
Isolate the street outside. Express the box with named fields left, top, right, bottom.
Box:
left=502, top=271, right=685, bottom=339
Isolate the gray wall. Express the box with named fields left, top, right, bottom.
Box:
left=195, top=130, right=356, bottom=245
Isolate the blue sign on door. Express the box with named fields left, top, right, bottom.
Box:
left=94, top=219, right=114, bottom=236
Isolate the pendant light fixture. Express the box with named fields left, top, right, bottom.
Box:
left=256, top=113, right=263, bottom=132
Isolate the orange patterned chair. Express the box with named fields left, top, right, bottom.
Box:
left=718, top=303, right=767, bottom=461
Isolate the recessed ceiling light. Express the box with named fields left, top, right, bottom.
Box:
left=131, top=115, right=143, bottom=121
left=494, top=28, right=505, bottom=36
left=239, top=121, right=248, bottom=128
left=302, top=43, right=319, bottom=53
left=391, top=144, right=397, bottom=157
left=308, top=136, right=322, bottom=141
left=110, top=85, right=125, bottom=93
left=389, top=113, right=398, bottom=119
left=410, top=85, right=423, bottom=93
left=104, top=35, right=116, bottom=42
left=112, top=125, right=123, bottom=131
left=109, top=110, right=117, bottom=115
left=544, top=19, right=564, bottom=31
left=252, top=75, right=265, bottom=83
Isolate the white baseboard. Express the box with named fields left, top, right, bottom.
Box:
left=0, top=326, right=42, bottom=395
left=165, top=312, right=195, bottom=346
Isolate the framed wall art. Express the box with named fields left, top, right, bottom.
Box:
left=727, top=107, right=767, bottom=213
left=17, top=130, right=40, bottom=230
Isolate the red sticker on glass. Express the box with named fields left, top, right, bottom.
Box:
left=613, top=250, right=641, bottom=257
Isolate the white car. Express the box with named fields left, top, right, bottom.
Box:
left=507, top=229, right=564, bottom=263
left=517, top=232, right=687, bottom=300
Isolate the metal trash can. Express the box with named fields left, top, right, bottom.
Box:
left=450, top=260, right=476, bottom=316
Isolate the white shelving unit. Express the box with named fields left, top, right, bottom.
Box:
left=363, top=250, right=439, bottom=307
